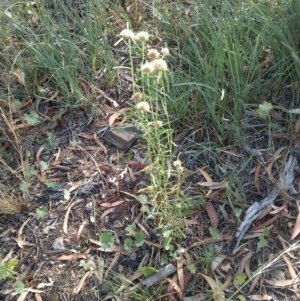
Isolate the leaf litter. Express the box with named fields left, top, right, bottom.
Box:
left=1, top=10, right=300, bottom=301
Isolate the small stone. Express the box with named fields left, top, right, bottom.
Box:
left=129, top=252, right=137, bottom=261
left=85, top=202, right=93, bottom=212
left=52, top=237, right=65, bottom=250
left=103, top=125, right=141, bottom=150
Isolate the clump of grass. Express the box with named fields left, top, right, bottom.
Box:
left=156, top=0, right=300, bottom=143
left=0, top=189, right=25, bottom=215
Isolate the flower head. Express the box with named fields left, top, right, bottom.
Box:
left=161, top=47, right=170, bottom=57
left=154, top=120, right=163, bottom=128
left=119, top=29, right=135, bottom=40
left=174, top=159, right=184, bottom=172
left=135, top=31, right=150, bottom=43
left=141, top=61, right=155, bottom=74
left=152, top=58, right=168, bottom=72
left=132, top=92, right=143, bottom=101
left=136, top=101, right=150, bottom=113
left=147, top=49, right=160, bottom=60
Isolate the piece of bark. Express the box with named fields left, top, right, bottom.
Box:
left=140, top=264, right=176, bottom=287
left=232, top=154, right=298, bottom=254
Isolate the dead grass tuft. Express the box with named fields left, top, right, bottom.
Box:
left=0, top=190, right=25, bottom=215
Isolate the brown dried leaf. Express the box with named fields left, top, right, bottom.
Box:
left=248, top=294, right=272, bottom=300
left=77, top=222, right=86, bottom=241
left=75, top=270, right=93, bottom=294
left=34, top=293, right=43, bottom=301
left=11, top=68, right=25, bottom=85
left=100, top=200, right=126, bottom=208
left=197, top=168, right=213, bottom=196
left=270, top=110, right=286, bottom=121
left=206, top=202, right=219, bottom=228
left=248, top=274, right=261, bottom=294
left=291, top=204, right=300, bottom=240
left=14, top=218, right=32, bottom=248
left=100, top=208, right=115, bottom=221
left=16, top=291, right=29, bottom=301
left=200, top=273, right=218, bottom=290
left=238, top=251, right=252, bottom=275
left=78, top=78, right=90, bottom=98
left=254, top=163, right=261, bottom=193
left=283, top=255, right=297, bottom=280
left=265, top=279, right=299, bottom=287
left=108, top=112, right=121, bottom=126
left=63, top=199, right=83, bottom=234
left=197, top=181, right=228, bottom=189
left=105, top=252, right=121, bottom=279
left=177, top=254, right=185, bottom=294
left=167, top=276, right=183, bottom=301
left=294, top=117, right=300, bottom=145
left=57, top=254, right=87, bottom=261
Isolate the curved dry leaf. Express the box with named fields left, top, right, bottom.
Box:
left=206, top=202, right=219, bottom=228
left=77, top=222, right=86, bottom=241
left=177, top=254, right=185, bottom=293
left=75, top=270, right=93, bottom=294
left=291, top=206, right=300, bottom=240
left=197, top=181, right=228, bottom=189
left=167, top=277, right=183, bottom=300
left=249, top=274, right=261, bottom=294
left=248, top=294, right=272, bottom=300
left=16, top=291, right=29, bottom=301
left=294, top=117, right=300, bottom=145
left=109, top=112, right=122, bottom=126
left=200, top=273, right=217, bottom=290
left=265, top=278, right=298, bottom=287
left=63, top=199, right=83, bottom=234
left=238, top=251, right=252, bottom=275
left=57, top=254, right=87, bottom=261
left=100, top=200, right=126, bottom=208
left=198, top=168, right=213, bottom=196
left=220, top=273, right=232, bottom=291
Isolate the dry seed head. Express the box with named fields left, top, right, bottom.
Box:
left=161, top=47, right=170, bottom=57
left=119, top=29, right=135, bottom=40
left=135, top=31, right=150, bottom=43
left=174, top=159, right=184, bottom=172
left=141, top=61, right=155, bottom=74
left=132, top=92, right=143, bottom=101
left=152, top=58, right=168, bottom=72
left=136, top=101, right=150, bottom=113
left=154, top=120, right=163, bottom=128
left=147, top=49, right=160, bottom=60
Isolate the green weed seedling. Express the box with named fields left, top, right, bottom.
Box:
left=258, top=227, right=270, bottom=249
left=124, top=224, right=145, bottom=250
left=0, top=258, right=18, bottom=280
left=99, top=232, right=115, bottom=250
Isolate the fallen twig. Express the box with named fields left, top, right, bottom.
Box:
left=232, top=153, right=298, bottom=254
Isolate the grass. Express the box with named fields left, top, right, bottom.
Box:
left=1, top=0, right=300, bottom=299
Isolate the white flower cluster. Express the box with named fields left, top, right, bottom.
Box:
left=119, top=29, right=169, bottom=74
left=119, top=29, right=149, bottom=43
left=142, top=47, right=169, bottom=74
